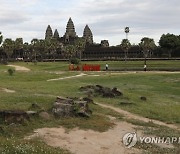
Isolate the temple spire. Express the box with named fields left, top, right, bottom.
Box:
left=83, top=24, right=93, bottom=44
left=64, top=17, right=77, bottom=38
left=53, top=29, right=59, bottom=39
left=45, top=25, right=53, bottom=40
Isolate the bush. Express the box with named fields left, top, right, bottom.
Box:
left=70, top=58, right=80, bottom=64
left=8, top=68, right=15, bottom=76
left=0, top=59, right=8, bottom=65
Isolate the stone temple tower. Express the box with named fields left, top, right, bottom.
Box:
left=83, top=25, right=93, bottom=44
left=64, top=17, right=77, bottom=38
left=45, top=25, right=53, bottom=40
left=53, top=29, right=59, bottom=39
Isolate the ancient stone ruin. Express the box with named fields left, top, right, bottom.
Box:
left=52, top=96, right=92, bottom=118
left=0, top=110, right=29, bottom=124
left=80, top=85, right=123, bottom=98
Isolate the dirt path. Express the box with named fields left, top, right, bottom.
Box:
left=7, top=65, right=30, bottom=71
left=47, top=73, right=86, bottom=81
left=47, top=73, right=100, bottom=81
left=96, top=103, right=180, bottom=130
left=0, top=87, right=15, bottom=93
left=26, top=121, right=142, bottom=154
left=47, top=71, right=180, bottom=82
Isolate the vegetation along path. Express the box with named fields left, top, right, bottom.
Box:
left=96, top=103, right=180, bottom=130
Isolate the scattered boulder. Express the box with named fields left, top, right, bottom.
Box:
left=80, top=85, right=123, bottom=98
left=39, top=111, right=51, bottom=120
left=119, top=102, right=134, bottom=105
left=112, top=87, right=123, bottom=96
left=140, top=96, right=147, bottom=101
left=52, top=96, right=92, bottom=118
left=29, top=103, right=42, bottom=111
left=82, top=97, right=94, bottom=104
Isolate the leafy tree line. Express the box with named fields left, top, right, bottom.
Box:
left=0, top=32, right=180, bottom=63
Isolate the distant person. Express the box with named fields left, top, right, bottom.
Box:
left=105, top=63, right=109, bottom=71
left=144, top=64, right=147, bottom=72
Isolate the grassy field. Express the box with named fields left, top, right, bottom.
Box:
left=0, top=61, right=180, bottom=153
left=7, top=60, right=180, bottom=71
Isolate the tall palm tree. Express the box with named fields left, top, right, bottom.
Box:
left=2, top=38, right=15, bottom=60
left=120, top=39, right=131, bottom=70
left=0, top=32, right=3, bottom=45
left=139, top=37, right=156, bottom=66
left=14, top=38, right=23, bottom=58
left=49, top=38, right=61, bottom=61
left=31, top=38, right=39, bottom=62
left=23, top=42, right=30, bottom=60
left=0, top=32, right=3, bottom=61
left=36, top=39, right=46, bottom=60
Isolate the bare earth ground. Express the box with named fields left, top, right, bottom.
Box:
left=7, top=65, right=30, bottom=71
left=47, top=73, right=100, bottom=81
left=26, top=120, right=142, bottom=154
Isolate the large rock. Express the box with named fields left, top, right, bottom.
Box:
left=39, top=111, right=51, bottom=120
left=52, top=103, right=75, bottom=117
left=140, top=96, right=147, bottom=101
left=112, top=87, right=123, bottom=96
left=52, top=97, right=92, bottom=118
left=82, top=97, right=94, bottom=104
left=28, top=103, right=42, bottom=111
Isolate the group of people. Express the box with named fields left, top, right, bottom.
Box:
left=105, top=63, right=147, bottom=71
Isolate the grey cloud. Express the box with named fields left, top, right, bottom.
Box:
left=1, top=0, right=180, bottom=45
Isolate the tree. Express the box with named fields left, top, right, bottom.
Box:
left=63, top=44, right=76, bottom=60
left=0, top=32, right=3, bottom=45
left=31, top=38, right=39, bottom=62
left=74, top=38, right=86, bottom=61
left=23, top=42, right=30, bottom=60
left=120, top=39, right=131, bottom=65
left=159, top=33, right=180, bottom=58
left=48, top=38, right=62, bottom=61
left=2, top=38, right=15, bottom=60
left=139, top=37, right=156, bottom=65
left=14, top=38, right=23, bottom=58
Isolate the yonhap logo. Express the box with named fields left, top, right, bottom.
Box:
left=123, top=132, right=138, bottom=148
left=123, top=132, right=180, bottom=148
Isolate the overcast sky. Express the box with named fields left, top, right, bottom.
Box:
left=0, top=0, right=180, bottom=45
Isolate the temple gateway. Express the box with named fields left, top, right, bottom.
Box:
left=45, top=18, right=142, bottom=59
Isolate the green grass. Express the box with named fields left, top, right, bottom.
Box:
left=0, top=61, right=180, bottom=153
left=0, top=136, right=70, bottom=154
left=4, top=60, right=180, bottom=71
left=0, top=62, right=180, bottom=123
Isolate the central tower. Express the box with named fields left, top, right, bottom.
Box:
left=64, top=17, right=77, bottom=38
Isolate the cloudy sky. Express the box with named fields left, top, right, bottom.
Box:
left=0, top=0, right=180, bottom=45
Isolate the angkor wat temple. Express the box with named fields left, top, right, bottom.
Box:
left=45, top=18, right=142, bottom=59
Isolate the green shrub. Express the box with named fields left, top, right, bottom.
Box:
left=70, top=58, right=80, bottom=64
left=8, top=68, right=15, bottom=76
